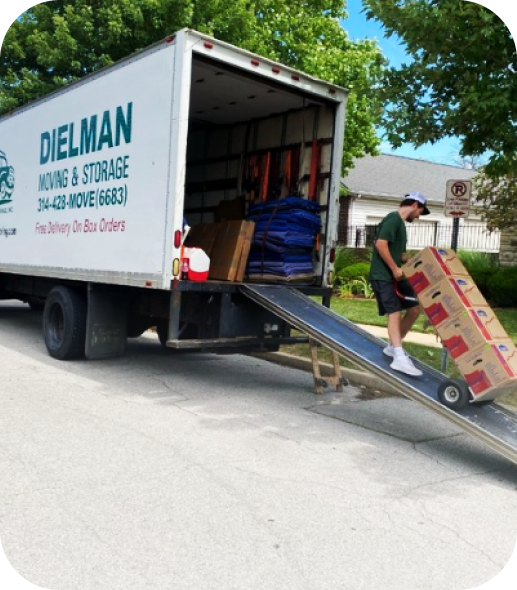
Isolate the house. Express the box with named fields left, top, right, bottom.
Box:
left=340, top=154, right=499, bottom=252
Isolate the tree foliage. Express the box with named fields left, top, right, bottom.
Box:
left=0, top=0, right=385, bottom=172
left=474, top=159, right=517, bottom=230
left=364, top=0, right=517, bottom=177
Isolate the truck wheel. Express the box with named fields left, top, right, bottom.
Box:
left=43, top=286, right=87, bottom=360
left=437, top=379, right=471, bottom=410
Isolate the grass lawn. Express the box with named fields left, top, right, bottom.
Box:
left=281, top=296, right=517, bottom=407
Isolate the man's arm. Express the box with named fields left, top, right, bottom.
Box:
left=375, top=239, right=404, bottom=280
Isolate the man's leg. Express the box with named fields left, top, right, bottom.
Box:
left=400, top=305, right=420, bottom=340
left=387, top=310, right=402, bottom=347
left=387, top=306, right=423, bottom=376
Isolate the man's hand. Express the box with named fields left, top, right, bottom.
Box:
left=393, top=267, right=404, bottom=281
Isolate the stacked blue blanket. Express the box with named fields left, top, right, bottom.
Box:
left=246, top=197, right=321, bottom=282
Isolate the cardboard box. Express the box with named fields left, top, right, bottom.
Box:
left=438, top=309, right=512, bottom=360
left=215, top=196, right=245, bottom=222
left=449, top=276, right=489, bottom=307
left=418, top=278, right=484, bottom=334
left=405, top=247, right=469, bottom=294
left=456, top=343, right=517, bottom=400
left=208, top=220, right=255, bottom=281
left=235, top=221, right=255, bottom=282
left=185, top=223, right=221, bottom=258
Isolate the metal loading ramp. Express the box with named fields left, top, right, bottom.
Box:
left=240, top=284, right=517, bottom=465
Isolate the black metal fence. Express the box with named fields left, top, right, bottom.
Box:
left=338, top=222, right=500, bottom=253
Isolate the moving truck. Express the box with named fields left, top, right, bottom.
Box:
left=0, top=29, right=347, bottom=360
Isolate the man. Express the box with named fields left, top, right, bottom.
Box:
left=369, top=191, right=430, bottom=376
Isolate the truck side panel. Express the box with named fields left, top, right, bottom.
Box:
left=0, top=44, right=177, bottom=287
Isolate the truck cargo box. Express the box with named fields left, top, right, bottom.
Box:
left=0, top=29, right=346, bottom=290
left=0, top=29, right=347, bottom=360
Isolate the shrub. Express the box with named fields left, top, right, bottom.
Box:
left=487, top=267, right=517, bottom=308
left=469, top=267, right=498, bottom=300
left=333, top=247, right=372, bottom=287
left=337, top=262, right=371, bottom=284
left=457, top=250, right=498, bottom=273
left=457, top=250, right=499, bottom=300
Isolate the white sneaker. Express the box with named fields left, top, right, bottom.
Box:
left=383, top=344, right=394, bottom=357
left=383, top=344, right=407, bottom=358
left=390, top=355, right=423, bottom=377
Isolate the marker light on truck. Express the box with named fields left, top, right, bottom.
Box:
left=329, top=247, right=336, bottom=263
left=173, top=258, right=180, bottom=276
left=174, top=230, right=181, bottom=248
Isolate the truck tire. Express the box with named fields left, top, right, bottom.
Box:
left=43, top=286, right=87, bottom=360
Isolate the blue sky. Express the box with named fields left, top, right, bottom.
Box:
left=341, top=0, right=515, bottom=167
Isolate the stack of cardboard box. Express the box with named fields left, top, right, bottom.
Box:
left=404, top=247, right=517, bottom=401
left=185, top=219, right=255, bottom=282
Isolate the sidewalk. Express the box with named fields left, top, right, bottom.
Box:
left=356, top=323, right=442, bottom=348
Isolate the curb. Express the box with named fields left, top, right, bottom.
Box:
left=249, top=351, right=401, bottom=396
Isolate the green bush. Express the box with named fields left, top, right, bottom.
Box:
left=457, top=250, right=498, bottom=272
left=333, top=247, right=372, bottom=287
left=469, top=267, right=498, bottom=299
left=487, top=267, right=517, bottom=308
left=457, top=250, right=499, bottom=300
left=337, top=262, right=371, bottom=285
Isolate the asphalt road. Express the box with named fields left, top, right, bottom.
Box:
left=1, top=299, right=517, bottom=590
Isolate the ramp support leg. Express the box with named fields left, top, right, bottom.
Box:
left=309, top=338, right=346, bottom=395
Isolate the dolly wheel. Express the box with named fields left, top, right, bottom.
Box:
left=437, top=379, right=471, bottom=410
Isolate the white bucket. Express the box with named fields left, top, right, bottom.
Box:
left=184, top=247, right=210, bottom=281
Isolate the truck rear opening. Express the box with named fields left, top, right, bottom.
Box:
left=180, top=47, right=344, bottom=289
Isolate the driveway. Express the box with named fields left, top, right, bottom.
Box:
left=1, top=300, right=516, bottom=590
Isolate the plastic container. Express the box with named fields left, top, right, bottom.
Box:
left=186, top=247, right=210, bottom=282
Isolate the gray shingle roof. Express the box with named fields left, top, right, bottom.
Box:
left=341, top=154, right=477, bottom=204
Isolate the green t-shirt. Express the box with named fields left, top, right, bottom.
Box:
left=369, top=211, right=407, bottom=281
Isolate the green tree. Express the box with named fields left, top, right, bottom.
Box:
left=0, top=0, right=385, bottom=172
left=474, top=159, right=517, bottom=230
left=364, top=0, right=517, bottom=177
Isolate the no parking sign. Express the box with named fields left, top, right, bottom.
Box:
left=444, top=179, right=472, bottom=218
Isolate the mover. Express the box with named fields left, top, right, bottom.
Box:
left=0, top=29, right=347, bottom=360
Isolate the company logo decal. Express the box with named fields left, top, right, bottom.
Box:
left=0, top=150, right=15, bottom=206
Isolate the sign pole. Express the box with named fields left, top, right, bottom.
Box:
left=441, top=216, right=460, bottom=372
left=451, top=217, right=460, bottom=252
left=440, top=179, right=471, bottom=373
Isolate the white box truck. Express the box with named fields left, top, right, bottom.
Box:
left=0, top=29, right=347, bottom=360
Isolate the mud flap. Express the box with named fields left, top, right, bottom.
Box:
left=85, top=284, right=128, bottom=359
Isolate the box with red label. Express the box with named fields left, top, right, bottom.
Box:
left=449, top=276, right=489, bottom=307
left=456, top=343, right=517, bottom=401
left=404, top=247, right=469, bottom=294
left=438, top=309, right=512, bottom=360
left=417, top=277, right=478, bottom=327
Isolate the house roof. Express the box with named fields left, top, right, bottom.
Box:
left=341, top=153, right=477, bottom=204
